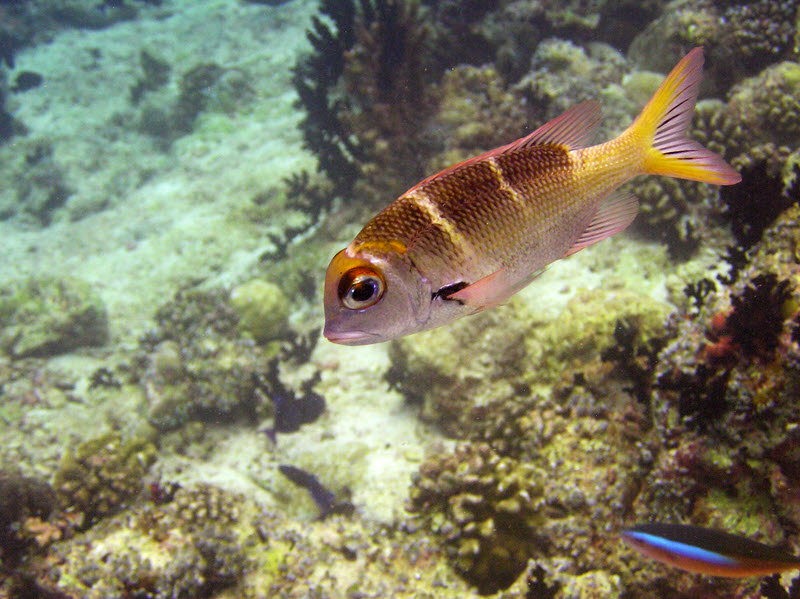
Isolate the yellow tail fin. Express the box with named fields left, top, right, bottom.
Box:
left=632, top=47, right=740, bottom=186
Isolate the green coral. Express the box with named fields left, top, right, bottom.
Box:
left=229, top=279, right=290, bottom=343
left=424, top=64, right=532, bottom=174
left=515, top=39, right=630, bottom=135
left=0, top=276, right=108, bottom=358
left=52, top=432, right=156, bottom=527
left=409, top=395, right=651, bottom=594
left=629, top=0, right=796, bottom=92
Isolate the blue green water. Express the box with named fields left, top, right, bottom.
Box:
left=0, top=1, right=798, bottom=597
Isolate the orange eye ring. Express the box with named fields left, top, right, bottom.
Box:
left=338, top=267, right=385, bottom=310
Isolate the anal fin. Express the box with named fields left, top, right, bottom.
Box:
left=565, top=191, right=639, bottom=257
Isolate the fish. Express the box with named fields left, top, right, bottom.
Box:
left=278, top=464, right=354, bottom=519
left=323, top=47, right=741, bottom=345
left=621, top=523, right=800, bottom=577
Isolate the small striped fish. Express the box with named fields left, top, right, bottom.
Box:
left=622, top=523, right=800, bottom=577
left=323, top=48, right=741, bottom=345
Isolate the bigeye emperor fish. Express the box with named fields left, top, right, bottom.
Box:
left=323, top=48, right=741, bottom=345
left=622, top=523, right=800, bottom=577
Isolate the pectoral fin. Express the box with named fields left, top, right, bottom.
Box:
left=447, top=267, right=546, bottom=308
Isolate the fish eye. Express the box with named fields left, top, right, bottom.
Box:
left=338, top=267, right=385, bottom=310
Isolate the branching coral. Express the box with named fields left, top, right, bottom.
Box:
left=714, top=1, right=798, bottom=73
left=335, top=0, right=438, bottom=201
left=408, top=442, right=546, bottom=595
left=630, top=0, right=798, bottom=92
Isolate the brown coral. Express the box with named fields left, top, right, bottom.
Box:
left=52, top=432, right=156, bottom=527
left=408, top=442, right=545, bottom=594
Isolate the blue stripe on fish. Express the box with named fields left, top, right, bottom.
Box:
left=622, top=523, right=800, bottom=578
left=622, top=529, right=740, bottom=567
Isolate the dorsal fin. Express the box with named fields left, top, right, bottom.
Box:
left=404, top=100, right=603, bottom=195
left=505, top=100, right=602, bottom=152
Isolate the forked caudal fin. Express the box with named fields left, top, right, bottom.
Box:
left=633, top=47, right=741, bottom=186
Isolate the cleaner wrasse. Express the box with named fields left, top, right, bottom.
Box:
left=622, top=523, right=800, bottom=577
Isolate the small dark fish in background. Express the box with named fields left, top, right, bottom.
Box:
left=254, top=359, right=325, bottom=443
left=278, top=464, right=353, bottom=519
left=10, top=71, right=43, bottom=93
left=622, top=523, right=800, bottom=577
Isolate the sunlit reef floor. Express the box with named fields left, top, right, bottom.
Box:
left=0, top=0, right=799, bottom=598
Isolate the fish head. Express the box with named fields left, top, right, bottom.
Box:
left=323, top=242, right=430, bottom=345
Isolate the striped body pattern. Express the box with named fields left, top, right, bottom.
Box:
left=323, top=48, right=741, bottom=345
left=352, top=142, right=637, bottom=294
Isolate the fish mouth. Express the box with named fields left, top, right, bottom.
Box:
left=323, top=326, right=379, bottom=346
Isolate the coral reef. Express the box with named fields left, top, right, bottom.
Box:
left=52, top=431, right=156, bottom=527
left=136, top=285, right=323, bottom=432
left=19, top=478, right=476, bottom=598
left=387, top=303, right=529, bottom=437
left=4, top=1, right=800, bottom=597
left=515, top=39, right=629, bottom=129
left=0, top=276, right=108, bottom=358
left=624, top=205, right=800, bottom=599
left=408, top=391, right=650, bottom=594
left=408, top=442, right=546, bottom=594
left=137, top=287, right=266, bottom=430
left=48, top=484, right=248, bottom=598
left=629, top=0, right=798, bottom=92
left=422, top=64, right=532, bottom=175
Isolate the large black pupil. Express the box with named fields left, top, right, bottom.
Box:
left=351, top=279, right=377, bottom=303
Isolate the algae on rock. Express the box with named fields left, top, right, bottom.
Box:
left=0, top=276, right=108, bottom=358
